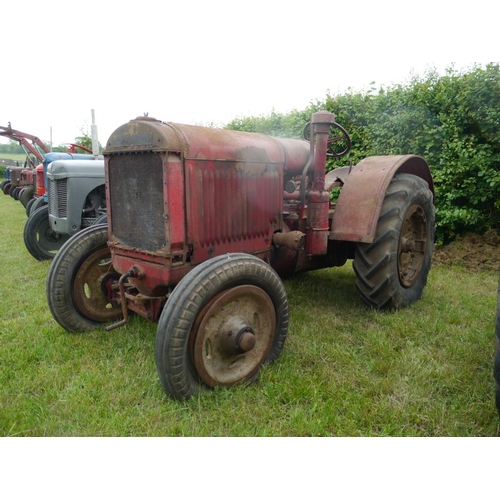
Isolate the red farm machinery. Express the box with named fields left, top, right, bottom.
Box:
left=0, top=123, right=50, bottom=207
left=46, top=111, right=435, bottom=400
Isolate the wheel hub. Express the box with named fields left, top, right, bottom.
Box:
left=218, top=317, right=256, bottom=355
left=398, top=204, right=427, bottom=287
left=73, top=247, right=123, bottom=323
left=191, top=285, right=276, bottom=388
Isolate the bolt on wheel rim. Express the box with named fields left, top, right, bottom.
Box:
left=192, top=285, right=276, bottom=388
left=73, top=247, right=122, bottom=323
left=398, top=204, right=427, bottom=287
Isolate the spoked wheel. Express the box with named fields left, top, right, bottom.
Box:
left=353, top=173, right=435, bottom=309
left=23, top=206, right=71, bottom=260
left=155, top=253, right=289, bottom=400
left=46, top=225, right=122, bottom=332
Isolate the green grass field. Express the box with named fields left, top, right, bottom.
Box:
left=0, top=192, right=499, bottom=436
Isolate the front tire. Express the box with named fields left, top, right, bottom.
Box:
left=155, top=253, right=289, bottom=401
left=24, top=206, right=71, bottom=260
left=20, top=186, right=34, bottom=207
left=28, top=196, right=47, bottom=216
left=46, top=225, right=122, bottom=332
left=353, top=173, right=435, bottom=309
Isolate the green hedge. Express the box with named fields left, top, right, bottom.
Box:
left=226, top=64, right=500, bottom=244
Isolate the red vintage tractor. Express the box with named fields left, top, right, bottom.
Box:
left=46, top=111, right=435, bottom=400
left=0, top=123, right=50, bottom=206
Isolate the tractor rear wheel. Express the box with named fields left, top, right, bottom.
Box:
left=494, top=275, right=500, bottom=418
left=23, top=206, right=71, bottom=260
left=155, top=253, right=289, bottom=400
left=353, top=173, right=435, bottom=309
left=46, top=225, right=122, bottom=332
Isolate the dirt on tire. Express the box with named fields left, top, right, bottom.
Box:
left=433, top=229, right=500, bottom=272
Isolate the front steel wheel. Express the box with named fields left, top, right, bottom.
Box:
left=46, top=225, right=122, bottom=332
left=353, top=173, right=435, bottom=309
left=155, top=253, right=289, bottom=400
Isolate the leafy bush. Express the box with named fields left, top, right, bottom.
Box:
left=226, top=64, right=500, bottom=244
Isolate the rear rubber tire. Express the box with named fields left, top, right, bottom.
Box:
left=353, top=173, right=435, bottom=309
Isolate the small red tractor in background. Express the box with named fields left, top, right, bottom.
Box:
left=0, top=123, right=50, bottom=206
left=46, top=110, right=435, bottom=401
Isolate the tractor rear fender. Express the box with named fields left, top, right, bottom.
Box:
left=329, top=155, right=434, bottom=243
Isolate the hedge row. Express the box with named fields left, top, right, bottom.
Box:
left=226, top=64, right=500, bottom=244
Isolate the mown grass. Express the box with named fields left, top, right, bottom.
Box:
left=0, top=153, right=27, bottom=161
left=0, top=192, right=498, bottom=436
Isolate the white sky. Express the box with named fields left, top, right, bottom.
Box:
left=1, top=0, right=497, bottom=147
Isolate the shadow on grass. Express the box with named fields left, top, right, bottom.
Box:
left=283, top=263, right=364, bottom=312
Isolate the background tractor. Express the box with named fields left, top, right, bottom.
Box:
left=0, top=124, right=49, bottom=205
left=23, top=154, right=104, bottom=260
left=46, top=111, right=435, bottom=401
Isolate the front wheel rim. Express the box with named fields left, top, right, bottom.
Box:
left=191, top=285, right=276, bottom=387
left=73, top=247, right=122, bottom=323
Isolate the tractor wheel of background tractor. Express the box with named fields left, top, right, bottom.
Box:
left=23, top=206, right=71, bottom=261
left=10, top=186, right=19, bottom=199
left=353, top=173, right=435, bottom=309
left=25, top=198, right=36, bottom=217
left=46, top=225, right=122, bottom=332
left=2, top=182, right=11, bottom=195
left=494, top=275, right=500, bottom=418
left=0, top=180, right=7, bottom=191
left=155, top=253, right=289, bottom=401
left=28, top=196, right=47, bottom=216
left=20, top=186, right=34, bottom=208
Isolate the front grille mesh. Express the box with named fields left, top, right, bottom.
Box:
left=48, top=178, right=68, bottom=218
left=108, top=153, right=165, bottom=252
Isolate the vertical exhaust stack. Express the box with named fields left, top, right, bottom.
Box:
left=305, top=110, right=336, bottom=256
left=91, top=109, right=99, bottom=158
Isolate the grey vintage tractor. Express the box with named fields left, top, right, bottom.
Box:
left=23, top=156, right=105, bottom=260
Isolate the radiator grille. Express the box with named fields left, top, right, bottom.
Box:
left=188, top=161, right=281, bottom=249
left=108, top=153, right=165, bottom=252
left=48, top=178, right=68, bottom=218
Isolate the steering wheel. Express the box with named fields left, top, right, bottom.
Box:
left=302, top=121, right=352, bottom=158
